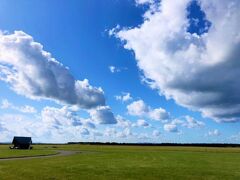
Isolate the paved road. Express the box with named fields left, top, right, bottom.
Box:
left=0, top=150, right=80, bottom=161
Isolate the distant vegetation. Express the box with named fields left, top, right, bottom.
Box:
left=68, top=142, right=240, bottom=147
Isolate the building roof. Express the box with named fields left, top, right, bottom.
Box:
left=12, top=136, right=32, bottom=144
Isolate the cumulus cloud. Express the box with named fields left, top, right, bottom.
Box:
left=148, top=107, right=170, bottom=121
left=135, top=119, right=150, bottom=127
left=109, top=66, right=120, bottom=73
left=127, top=100, right=149, bottom=116
left=104, top=127, right=117, bottom=137
left=0, top=109, right=95, bottom=143
left=41, top=106, right=82, bottom=129
left=89, top=106, right=117, bottom=124
left=0, top=31, right=105, bottom=109
left=127, top=100, right=169, bottom=121
left=40, top=106, right=100, bottom=139
left=135, top=0, right=153, bottom=5
left=137, top=133, right=151, bottom=140
left=116, top=115, right=132, bottom=128
left=79, top=128, right=90, bottom=136
left=230, top=132, right=240, bottom=142
left=0, top=114, right=36, bottom=139
left=93, top=131, right=103, bottom=137
left=164, top=115, right=204, bottom=132
left=182, top=115, right=205, bottom=128
left=0, top=99, right=37, bottom=113
left=0, top=99, right=11, bottom=109
left=115, top=92, right=133, bottom=102
left=116, top=128, right=132, bottom=138
left=82, top=120, right=96, bottom=129
left=152, top=130, right=161, bottom=137
left=114, top=0, right=240, bottom=122
left=164, top=123, right=178, bottom=133
left=208, top=129, right=221, bottom=136
left=108, top=65, right=127, bottom=73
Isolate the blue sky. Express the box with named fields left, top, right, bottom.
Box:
left=0, top=0, right=239, bottom=143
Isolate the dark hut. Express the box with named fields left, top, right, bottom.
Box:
left=11, top=136, right=32, bottom=149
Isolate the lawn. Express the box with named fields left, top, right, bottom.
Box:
left=0, top=145, right=240, bottom=179
left=0, top=145, right=57, bottom=159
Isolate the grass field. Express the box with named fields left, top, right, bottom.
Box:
left=0, top=144, right=240, bottom=179
left=0, top=145, right=57, bottom=159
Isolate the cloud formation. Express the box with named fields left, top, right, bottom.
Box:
left=164, top=123, right=178, bottom=133
left=0, top=99, right=36, bottom=113
left=0, top=31, right=105, bottom=109
left=115, top=92, right=133, bottom=102
left=109, top=66, right=120, bottom=73
left=163, top=115, right=204, bottom=133
left=114, top=0, right=240, bottom=122
left=89, top=106, right=117, bottom=124
left=0, top=106, right=97, bottom=142
left=135, top=119, right=150, bottom=127
left=108, top=65, right=127, bottom=73
left=182, top=115, right=205, bottom=128
left=41, top=106, right=82, bottom=129
left=152, top=130, right=161, bottom=137
left=135, top=0, right=153, bottom=5
left=208, top=129, right=221, bottom=136
left=127, top=100, right=169, bottom=121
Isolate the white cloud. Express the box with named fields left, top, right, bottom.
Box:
left=109, top=66, right=120, bottom=73
left=89, top=106, right=117, bottom=124
left=230, top=132, right=240, bottom=142
left=0, top=110, right=93, bottom=143
left=0, top=105, right=123, bottom=142
left=103, top=126, right=133, bottom=139
left=148, top=107, right=169, bottom=121
left=135, top=0, right=153, bottom=5
left=18, top=105, right=36, bottom=113
left=79, top=128, right=90, bottom=136
left=164, top=123, right=178, bottom=133
left=108, top=65, right=127, bottom=73
left=182, top=115, right=205, bottom=128
left=115, top=92, right=132, bottom=102
left=116, top=115, right=132, bottom=128
left=0, top=115, right=33, bottom=138
left=135, top=119, right=149, bottom=127
left=104, top=127, right=117, bottom=137
left=116, top=128, right=132, bottom=138
left=82, top=120, right=96, bottom=129
left=127, top=100, right=169, bottom=121
left=41, top=106, right=82, bottom=128
left=152, top=130, right=160, bottom=137
left=164, top=115, right=204, bottom=133
left=114, top=0, right=240, bottom=122
left=0, top=31, right=105, bottom=109
left=93, top=131, right=103, bottom=137
left=137, top=133, right=151, bottom=140
left=127, top=100, right=149, bottom=116
left=0, top=105, right=102, bottom=142
left=208, top=129, right=221, bottom=136
left=0, top=99, right=37, bottom=113
left=0, top=99, right=11, bottom=109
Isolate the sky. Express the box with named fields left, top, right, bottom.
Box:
left=0, top=0, right=239, bottom=143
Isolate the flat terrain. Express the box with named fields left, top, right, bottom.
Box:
left=0, top=146, right=57, bottom=159
left=0, top=145, right=240, bottom=179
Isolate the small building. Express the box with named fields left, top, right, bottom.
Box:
left=11, top=136, right=32, bottom=149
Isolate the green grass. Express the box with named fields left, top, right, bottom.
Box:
left=0, top=145, right=57, bottom=158
left=0, top=145, right=240, bottom=179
